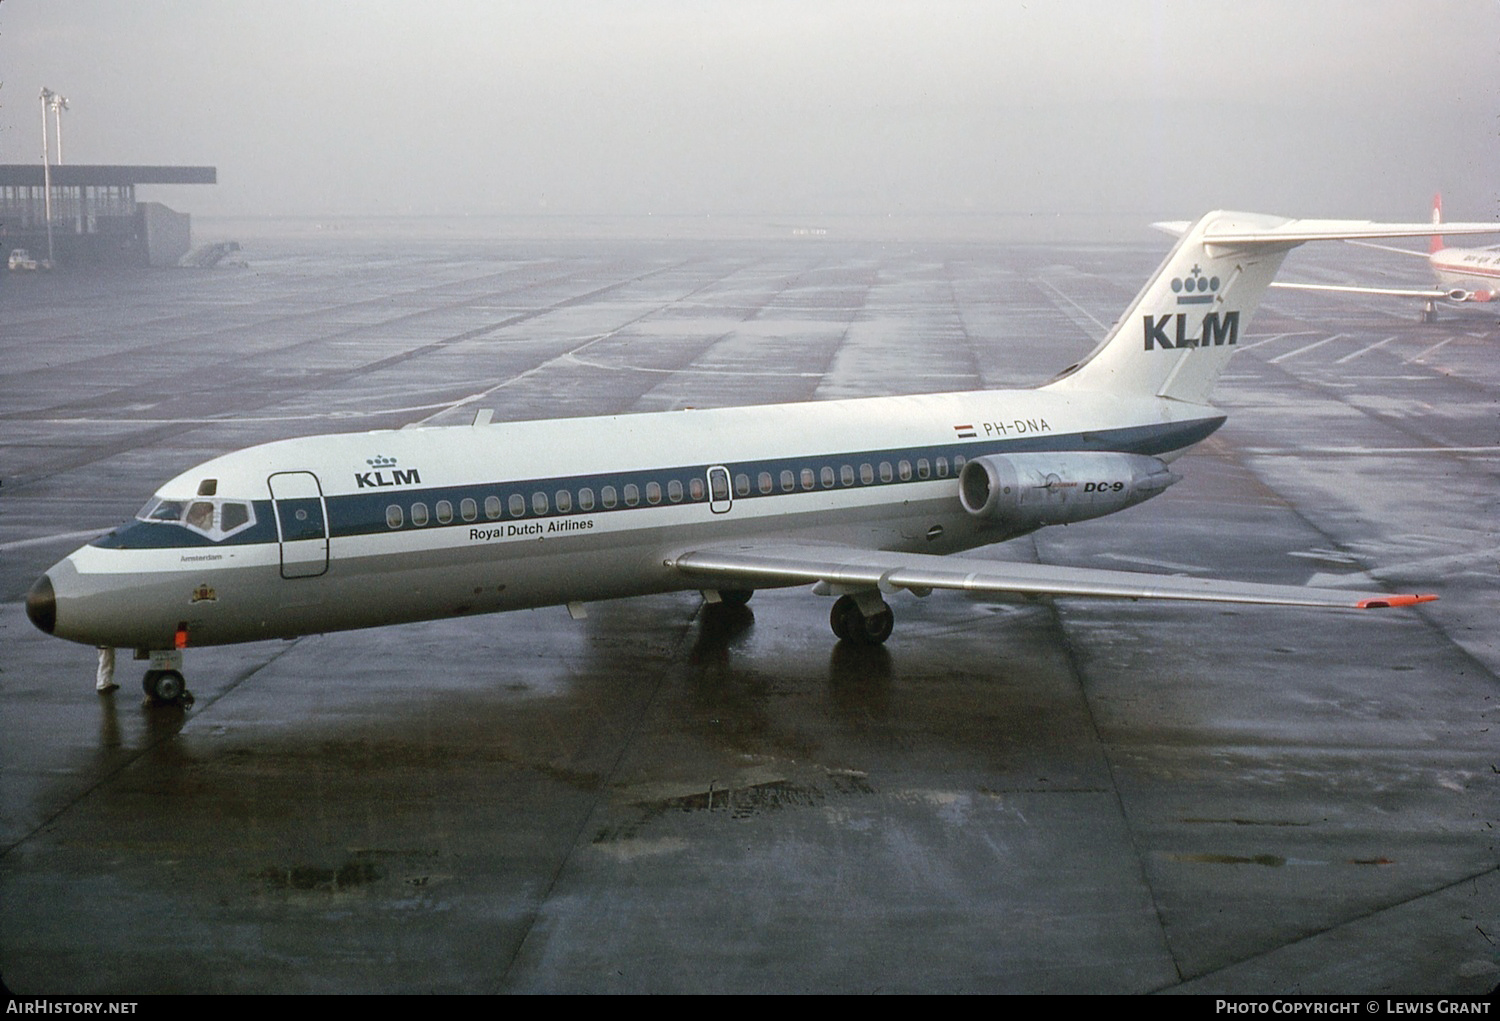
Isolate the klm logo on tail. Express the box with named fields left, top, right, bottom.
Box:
left=1143, top=310, right=1239, bottom=350
left=1145, top=264, right=1239, bottom=350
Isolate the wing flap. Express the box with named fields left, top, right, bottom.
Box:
left=671, top=543, right=1436, bottom=610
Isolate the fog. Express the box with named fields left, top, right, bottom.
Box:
left=2, top=0, right=1496, bottom=232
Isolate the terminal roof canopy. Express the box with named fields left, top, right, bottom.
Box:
left=0, top=165, right=216, bottom=186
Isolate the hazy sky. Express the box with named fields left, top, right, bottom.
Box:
left=2, top=0, right=1496, bottom=223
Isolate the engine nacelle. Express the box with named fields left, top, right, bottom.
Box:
left=958, top=452, right=1179, bottom=530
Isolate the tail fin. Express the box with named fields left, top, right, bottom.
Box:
left=1043, top=211, right=1296, bottom=405
left=1043, top=210, right=1500, bottom=405
left=1429, top=192, right=1445, bottom=254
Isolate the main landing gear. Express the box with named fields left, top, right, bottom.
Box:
left=829, top=593, right=895, bottom=646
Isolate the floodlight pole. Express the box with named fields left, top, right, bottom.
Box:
left=51, top=94, right=68, bottom=164
left=49, top=93, right=73, bottom=233
left=39, top=88, right=55, bottom=265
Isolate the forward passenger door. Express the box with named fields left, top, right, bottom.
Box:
left=268, top=471, right=330, bottom=579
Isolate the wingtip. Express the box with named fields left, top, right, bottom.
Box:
left=1356, top=593, right=1438, bottom=609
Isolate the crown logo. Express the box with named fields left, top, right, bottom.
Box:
left=1171, top=265, right=1219, bottom=305
left=366, top=455, right=397, bottom=468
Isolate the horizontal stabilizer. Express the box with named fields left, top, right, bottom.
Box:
left=1342, top=239, right=1434, bottom=258
left=1153, top=218, right=1500, bottom=247
left=1195, top=216, right=1500, bottom=246
left=1270, top=281, right=1451, bottom=300
left=1048, top=210, right=1500, bottom=404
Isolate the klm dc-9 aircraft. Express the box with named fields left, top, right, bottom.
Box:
left=26, top=212, right=1500, bottom=705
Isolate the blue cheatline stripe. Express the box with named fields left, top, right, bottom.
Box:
left=94, top=416, right=1225, bottom=551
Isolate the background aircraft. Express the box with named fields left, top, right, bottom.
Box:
left=1270, top=195, right=1499, bottom=321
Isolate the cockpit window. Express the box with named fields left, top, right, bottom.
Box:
left=185, top=502, right=215, bottom=531
left=141, top=499, right=186, bottom=522
left=220, top=502, right=250, bottom=532
left=137, top=496, right=256, bottom=541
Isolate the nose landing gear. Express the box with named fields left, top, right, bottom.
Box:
left=142, top=668, right=192, bottom=706
left=137, top=649, right=194, bottom=707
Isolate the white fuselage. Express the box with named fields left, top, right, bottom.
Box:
left=39, top=386, right=1222, bottom=650
left=1430, top=247, right=1500, bottom=300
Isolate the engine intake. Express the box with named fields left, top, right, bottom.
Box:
left=958, top=452, right=1179, bottom=530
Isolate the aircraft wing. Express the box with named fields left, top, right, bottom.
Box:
left=669, top=542, right=1435, bottom=610
left=1270, top=281, right=1452, bottom=299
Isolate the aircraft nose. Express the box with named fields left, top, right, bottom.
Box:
left=26, top=574, right=57, bottom=635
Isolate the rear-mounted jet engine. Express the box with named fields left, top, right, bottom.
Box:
left=958, top=452, right=1180, bottom=533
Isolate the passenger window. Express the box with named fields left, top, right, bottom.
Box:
left=436, top=500, right=454, bottom=524
left=735, top=474, right=751, bottom=497
left=460, top=498, right=478, bottom=522
left=386, top=505, right=404, bottom=529
left=936, top=457, right=950, bottom=478
left=509, top=494, right=526, bottom=517
left=646, top=482, right=662, bottom=505
left=917, top=458, right=930, bottom=479
left=532, top=492, right=549, bottom=516
left=579, top=488, right=595, bottom=511
left=780, top=470, right=795, bottom=492
left=758, top=472, right=773, bottom=494
left=820, top=466, right=834, bottom=488
left=840, top=465, right=855, bottom=487
left=411, top=502, right=429, bottom=526
left=485, top=495, right=502, bottom=520
left=899, top=460, right=912, bottom=481
left=556, top=490, right=573, bottom=513
left=602, top=485, right=618, bottom=509
left=623, top=484, right=640, bottom=507
left=879, top=462, right=893, bottom=483
left=954, top=455, right=967, bottom=471
left=689, top=478, right=706, bottom=501
left=860, top=463, right=874, bottom=485
left=668, top=480, right=684, bottom=503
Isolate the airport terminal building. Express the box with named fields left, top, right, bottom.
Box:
left=0, top=163, right=215, bottom=267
